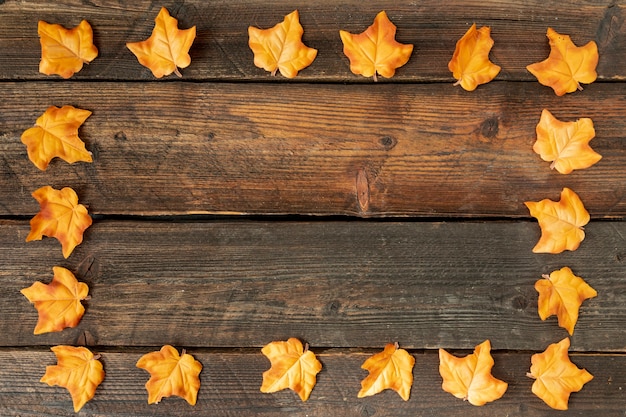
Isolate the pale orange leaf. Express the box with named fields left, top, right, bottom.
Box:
left=41, top=345, right=104, bottom=412
left=38, top=20, right=98, bottom=79
left=358, top=342, right=415, bottom=401
left=448, top=24, right=501, bottom=91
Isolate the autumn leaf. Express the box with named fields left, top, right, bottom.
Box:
left=340, top=11, right=413, bottom=81
left=248, top=10, right=317, bottom=78
left=136, top=345, right=203, bottom=405
left=260, top=338, right=322, bottom=401
left=525, top=188, right=589, bottom=254
left=41, top=345, right=104, bottom=412
left=533, top=109, right=601, bottom=174
left=535, top=267, right=597, bottom=335
left=26, top=185, right=92, bottom=258
left=20, top=266, right=89, bottom=334
left=21, top=105, right=93, bottom=170
left=448, top=24, right=501, bottom=91
left=126, top=7, right=196, bottom=78
left=358, top=342, right=414, bottom=401
left=439, top=340, right=508, bottom=406
left=38, top=20, right=98, bottom=79
left=527, top=338, right=593, bottom=410
left=527, top=28, right=598, bottom=96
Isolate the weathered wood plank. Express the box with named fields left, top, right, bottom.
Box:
left=2, top=220, right=624, bottom=351
left=0, top=0, right=622, bottom=81
left=1, top=82, right=624, bottom=217
left=0, top=349, right=623, bottom=416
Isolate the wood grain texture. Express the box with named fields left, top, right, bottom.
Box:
left=0, top=349, right=623, bottom=417
left=0, top=0, right=623, bottom=81
left=1, top=82, right=624, bottom=217
left=3, top=220, right=624, bottom=351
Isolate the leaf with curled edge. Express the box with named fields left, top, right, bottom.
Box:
left=38, top=20, right=98, bottom=79
left=448, top=23, right=500, bottom=91
left=358, top=342, right=415, bottom=401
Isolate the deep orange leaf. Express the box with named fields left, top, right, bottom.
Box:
left=439, top=340, right=508, bottom=406
left=248, top=10, right=317, bottom=78
left=358, top=342, right=415, bottom=401
left=26, top=186, right=92, bottom=258
left=527, top=28, right=598, bottom=96
left=448, top=24, right=501, bottom=91
left=41, top=345, right=104, bottom=412
left=535, top=267, right=597, bottom=335
left=260, top=338, right=322, bottom=401
left=38, top=20, right=98, bottom=79
left=21, top=266, right=89, bottom=334
left=533, top=109, right=601, bottom=174
left=136, top=345, right=203, bottom=405
left=525, top=188, right=589, bottom=254
left=527, top=338, right=593, bottom=410
left=21, top=105, right=92, bottom=170
left=340, top=11, right=413, bottom=81
left=126, top=7, right=196, bottom=78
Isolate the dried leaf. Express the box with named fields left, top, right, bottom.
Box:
left=535, top=267, right=597, bottom=335
left=340, top=11, right=413, bottom=81
left=21, top=105, right=92, bottom=170
left=21, top=266, right=89, bottom=334
left=439, top=340, right=508, bottom=406
left=527, top=28, right=598, bottom=96
left=448, top=24, right=501, bottom=91
left=136, top=345, right=202, bottom=405
left=38, top=20, right=98, bottom=79
left=126, top=7, right=196, bottom=78
left=260, top=338, right=322, bottom=401
left=26, top=186, right=92, bottom=258
left=527, top=338, right=593, bottom=410
left=248, top=10, right=317, bottom=78
left=533, top=109, right=601, bottom=174
left=41, top=345, right=104, bottom=412
left=525, top=188, right=589, bottom=254
left=358, top=342, right=415, bottom=401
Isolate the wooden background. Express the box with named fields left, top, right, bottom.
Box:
left=0, top=0, right=624, bottom=415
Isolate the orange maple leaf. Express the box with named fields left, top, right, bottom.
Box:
left=525, top=187, right=589, bottom=254
left=260, top=338, right=322, bottom=401
left=41, top=345, right=104, bottom=412
left=248, top=10, right=318, bottom=78
left=533, top=109, right=601, bottom=174
left=126, top=7, right=196, bottom=78
left=26, top=186, right=92, bottom=258
left=527, top=338, right=593, bottom=410
left=340, top=11, right=413, bottom=81
left=535, top=267, right=597, bottom=335
left=21, top=105, right=93, bottom=171
left=527, top=28, right=598, bottom=96
left=358, top=342, right=415, bottom=401
left=38, top=20, right=98, bottom=79
left=20, top=266, right=89, bottom=334
left=136, top=345, right=203, bottom=405
left=448, top=24, right=501, bottom=91
left=438, top=340, right=508, bottom=406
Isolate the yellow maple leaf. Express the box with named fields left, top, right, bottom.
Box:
left=20, top=266, right=89, bottom=334
left=358, top=342, right=415, bottom=400
left=248, top=10, right=318, bottom=78
left=41, top=345, right=104, bottom=412
left=533, top=109, right=601, bottom=174
left=438, top=340, right=508, bottom=406
left=126, top=7, right=196, bottom=78
left=260, top=338, right=322, bottom=401
left=38, top=20, right=98, bottom=79
left=535, top=267, right=597, bottom=335
left=340, top=11, right=413, bottom=81
left=136, top=345, right=203, bottom=405
left=525, top=188, right=589, bottom=254
left=527, top=338, right=593, bottom=410
left=26, top=186, right=92, bottom=258
left=527, top=28, right=598, bottom=96
left=21, top=105, right=93, bottom=171
left=448, top=24, right=501, bottom=91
